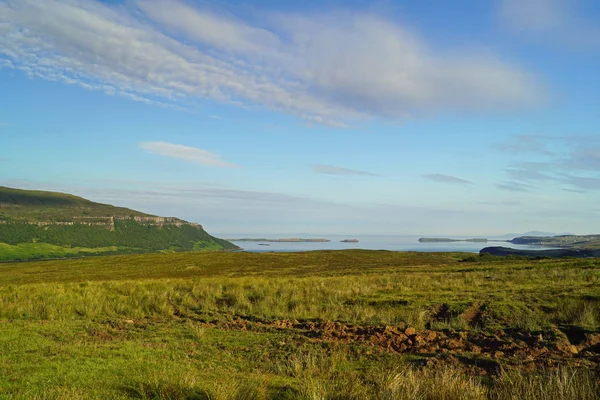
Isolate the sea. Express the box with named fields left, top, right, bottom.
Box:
left=229, top=235, right=553, bottom=253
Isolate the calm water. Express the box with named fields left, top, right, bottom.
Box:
left=230, top=235, right=552, bottom=253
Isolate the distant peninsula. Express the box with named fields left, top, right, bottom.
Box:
left=341, top=239, right=359, bottom=243
left=481, top=234, right=600, bottom=258
left=508, top=234, right=600, bottom=249
left=229, top=238, right=331, bottom=243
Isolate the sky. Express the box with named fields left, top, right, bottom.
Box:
left=1, top=0, right=600, bottom=236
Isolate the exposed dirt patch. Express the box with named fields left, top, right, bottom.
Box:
left=205, top=316, right=600, bottom=373
left=432, top=303, right=460, bottom=322
left=461, top=303, right=488, bottom=328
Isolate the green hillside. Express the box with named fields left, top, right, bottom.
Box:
left=0, top=186, right=238, bottom=261
left=0, top=186, right=150, bottom=222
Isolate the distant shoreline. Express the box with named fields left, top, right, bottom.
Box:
left=418, top=238, right=508, bottom=243
left=229, top=238, right=331, bottom=243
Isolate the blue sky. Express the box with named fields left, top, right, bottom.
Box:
left=1, top=0, right=600, bottom=236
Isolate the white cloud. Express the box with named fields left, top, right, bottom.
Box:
left=0, top=0, right=544, bottom=126
left=138, top=141, right=238, bottom=168
left=313, top=164, right=378, bottom=176
left=137, top=0, right=281, bottom=56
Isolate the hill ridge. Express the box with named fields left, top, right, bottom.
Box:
left=0, top=186, right=237, bottom=261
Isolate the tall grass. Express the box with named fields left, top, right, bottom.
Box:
left=0, top=251, right=598, bottom=399
left=1, top=269, right=598, bottom=331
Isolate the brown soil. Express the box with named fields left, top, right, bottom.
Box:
left=208, top=317, right=600, bottom=374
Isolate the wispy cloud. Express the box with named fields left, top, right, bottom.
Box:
left=494, top=134, right=552, bottom=155
left=499, top=0, right=600, bottom=47
left=506, top=162, right=555, bottom=182
left=495, top=136, right=600, bottom=192
left=562, top=148, right=600, bottom=171
left=560, top=174, right=600, bottom=190
left=0, top=0, right=544, bottom=126
left=477, top=200, right=522, bottom=206
left=422, top=174, right=473, bottom=185
left=313, top=164, right=378, bottom=176
left=138, top=141, right=238, bottom=168
left=496, top=182, right=531, bottom=192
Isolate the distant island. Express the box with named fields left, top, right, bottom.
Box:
left=229, top=238, right=331, bottom=243
left=341, top=239, right=359, bottom=243
left=419, top=237, right=501, bottom=243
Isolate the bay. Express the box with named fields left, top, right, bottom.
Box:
left=230, top=235, right=554, bottom=253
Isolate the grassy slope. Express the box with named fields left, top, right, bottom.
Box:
left=0, top=250, right=598, bottom=399
left=0, top=186, right=238, bottom=260
left=0, top=242, right=124, bottom=261
left=0, top=186, right=149, bottom=221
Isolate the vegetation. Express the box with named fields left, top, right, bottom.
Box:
left=0, top=250, right=598, bottom=398
left=0, top=186, right=238, bottom=261
left=0, top=242, right=125, bottom=261
left=0, top=186, right=149, bottom=221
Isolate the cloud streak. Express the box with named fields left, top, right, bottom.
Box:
left=0, top=0, right=544, bottom=126
left=422, top=174, right=473, bottom=185
left=495, top=135, right=600, bottom=192
left=494, top=134, right=552, bottom=155
left=496, top=182, right=531, bottom=192
left=138, top=141, right=237, bottom=168
left=313, top=164, right=378, bottom=176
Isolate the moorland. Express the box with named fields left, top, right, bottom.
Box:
left=0, top=250, right=598, bottom=399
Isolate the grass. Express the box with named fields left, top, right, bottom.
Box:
left=0, top=185, right=149, bottom=222
left=0, top=250, right=598, bottom=398
left=0, top=242, right=127, bottom=261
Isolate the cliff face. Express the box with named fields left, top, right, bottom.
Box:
left=0, top=216, right=203, bottom=231
left=130, top=216, right=203, bottom=229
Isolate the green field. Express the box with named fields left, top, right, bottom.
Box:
left=0, top=242, right=129, bottom=261
left=0, top=250, right=598, bottom=399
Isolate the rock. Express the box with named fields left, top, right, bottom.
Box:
left=405, top=327, right=417, bottom=336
